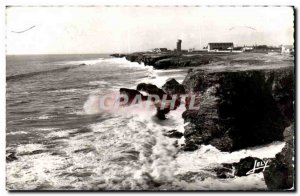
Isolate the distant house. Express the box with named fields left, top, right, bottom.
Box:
left=160, top=48, right=168, bottom=52
left=152, top=48, right=160, bottom=53
left=281, top=45, right=294, bottom=54
left=251, top=45, right=269, bottom=53
left=188, top=48, right=195, bottom=52
left=208, top=42, right=234, bottom=51
left=243, top=46, right=254, bottom=52
left=152, top=48, right=169, bottom=53
left=232, top=46, right=244, bottom=53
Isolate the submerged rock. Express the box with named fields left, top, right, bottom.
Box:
left=182, top=140, right=198, bottom=151
left=182, top=65, right=294, bottom=152
left=264, top=124, right=294, bottom=190
left=163, top=130, right=183, bottom=138
left=6, top=152, right=17, bottom=162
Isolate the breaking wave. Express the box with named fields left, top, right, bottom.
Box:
left=6, top=64, right=86, bottom=81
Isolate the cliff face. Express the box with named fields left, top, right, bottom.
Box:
left=263, top=124, right=294, bottom=190
left=182, top=65, right=294, bottom=152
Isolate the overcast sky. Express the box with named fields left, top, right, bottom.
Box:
left=6, top=6, right=294, bottom=54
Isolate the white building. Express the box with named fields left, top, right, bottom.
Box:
left=281, top=45, right=294, bottom=54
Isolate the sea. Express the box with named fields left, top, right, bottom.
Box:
left=6, top=54, right=285, bottom=190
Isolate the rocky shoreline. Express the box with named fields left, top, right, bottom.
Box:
left=111, top=52, right=295, bottom=190
left=111, top=52, right=233, bottom=69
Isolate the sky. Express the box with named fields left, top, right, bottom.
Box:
left=6, top=6, right=294, bottom=54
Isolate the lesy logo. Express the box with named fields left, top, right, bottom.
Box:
left=246, top=160, right=270, bottom=175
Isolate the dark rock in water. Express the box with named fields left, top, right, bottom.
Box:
left=136, top=83, right=181, bottom=120
left=213, top=164, right=234, bottom=179
left=233, top=157, right=263, bottom=176
left=213, top=157, right=267, bottom=178
left=182, top=140, right=199, bottom=151
left=182, top=66, right=294, bottom=151
left=6, top=152, right=17, bottom=162
left=162, top=78, right=186, bottom=95
left=264, top=124, right=294, bottom=190
left=136, top=83, right=170, bottom=120
left=136, top=83, right=167, bottom=99
left=110, top=53, right=126, bottom=58
left=119, top=88, right=147, bottom=104
left=120, top=84, right=181, bottom=120
left=173, top=140, right=179, bottom=148
left=163, top=130, right=183, bottom=138
left=155, top=108, right=169, bottom=120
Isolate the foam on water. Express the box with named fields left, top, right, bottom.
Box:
left=7, top=131, right=29, bottom=136
left=62, top=58, right=105, bottom=66
left=6, top=56, right=286, bottom=190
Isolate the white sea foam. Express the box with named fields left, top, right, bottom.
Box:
left=88, top=81, right=110, bottom=86
left=7, top=131, right=29, bottom=136
left=175, top=141, right=285, bottom=175
left=7, top=56, right=287, bottom=190
left=16, top=144, right=46, bottom=155
left=62, top=58, right=105, bottom=66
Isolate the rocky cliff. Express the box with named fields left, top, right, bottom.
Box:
left=263, top=124, right=294, bottom=190
left=114, top=52, right=295, bottom=190
left=182, top=65, right=294, bottom=152
left=115, top=53, right=225, bottom=69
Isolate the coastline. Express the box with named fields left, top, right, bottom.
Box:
left=112, top=51, right=295, bottom=190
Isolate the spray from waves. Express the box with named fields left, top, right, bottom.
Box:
left=81, top=61, right=286, bottom=190
left=83, top=92, right=158, bottom=117
left=82, top=90, right=285, bottom=190
left=82, top=88, right=188, bottom=189
left=79, top=58, right=190, bottom=189
left=6, top=55, right=287, bottom=190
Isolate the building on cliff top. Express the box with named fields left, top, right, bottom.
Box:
left=152, top=48, right=169, bottom=53
left=208, top=42, right=234, bottom=51
left=176, top=39, right=182, bottom=52
left=281, top=45, right=294, bottom=54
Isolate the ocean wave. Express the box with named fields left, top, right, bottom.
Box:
left=6, top=64, right=86, bottom=82
left=62, top=58, right=104, bottom=66
left=88, top=81, right=110, bottom=86
left=7, top=131, right=29, bottom=136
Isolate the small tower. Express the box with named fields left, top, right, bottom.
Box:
left=176, top=39, right=182, bottom=52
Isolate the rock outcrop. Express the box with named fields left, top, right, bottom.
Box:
left=137, top=83, right=166, bottom=99
left=6, top=152, right=17, bottom=162
left=120, top=81, right=183, bottom=120
left=110, top=53, right=126, bottom=58
left=119, top=88, right=147, bottom=104
left=162, top=78, right=186, bottom=95
left=163, top=130, right=183, bottom=139
left=182, top=65, right=294, bottom=152
left=263, top=124, right=294, bottom=190
left=212, top=157, right=268, bottom=178
left=114, top=53, right=218, bottom=69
